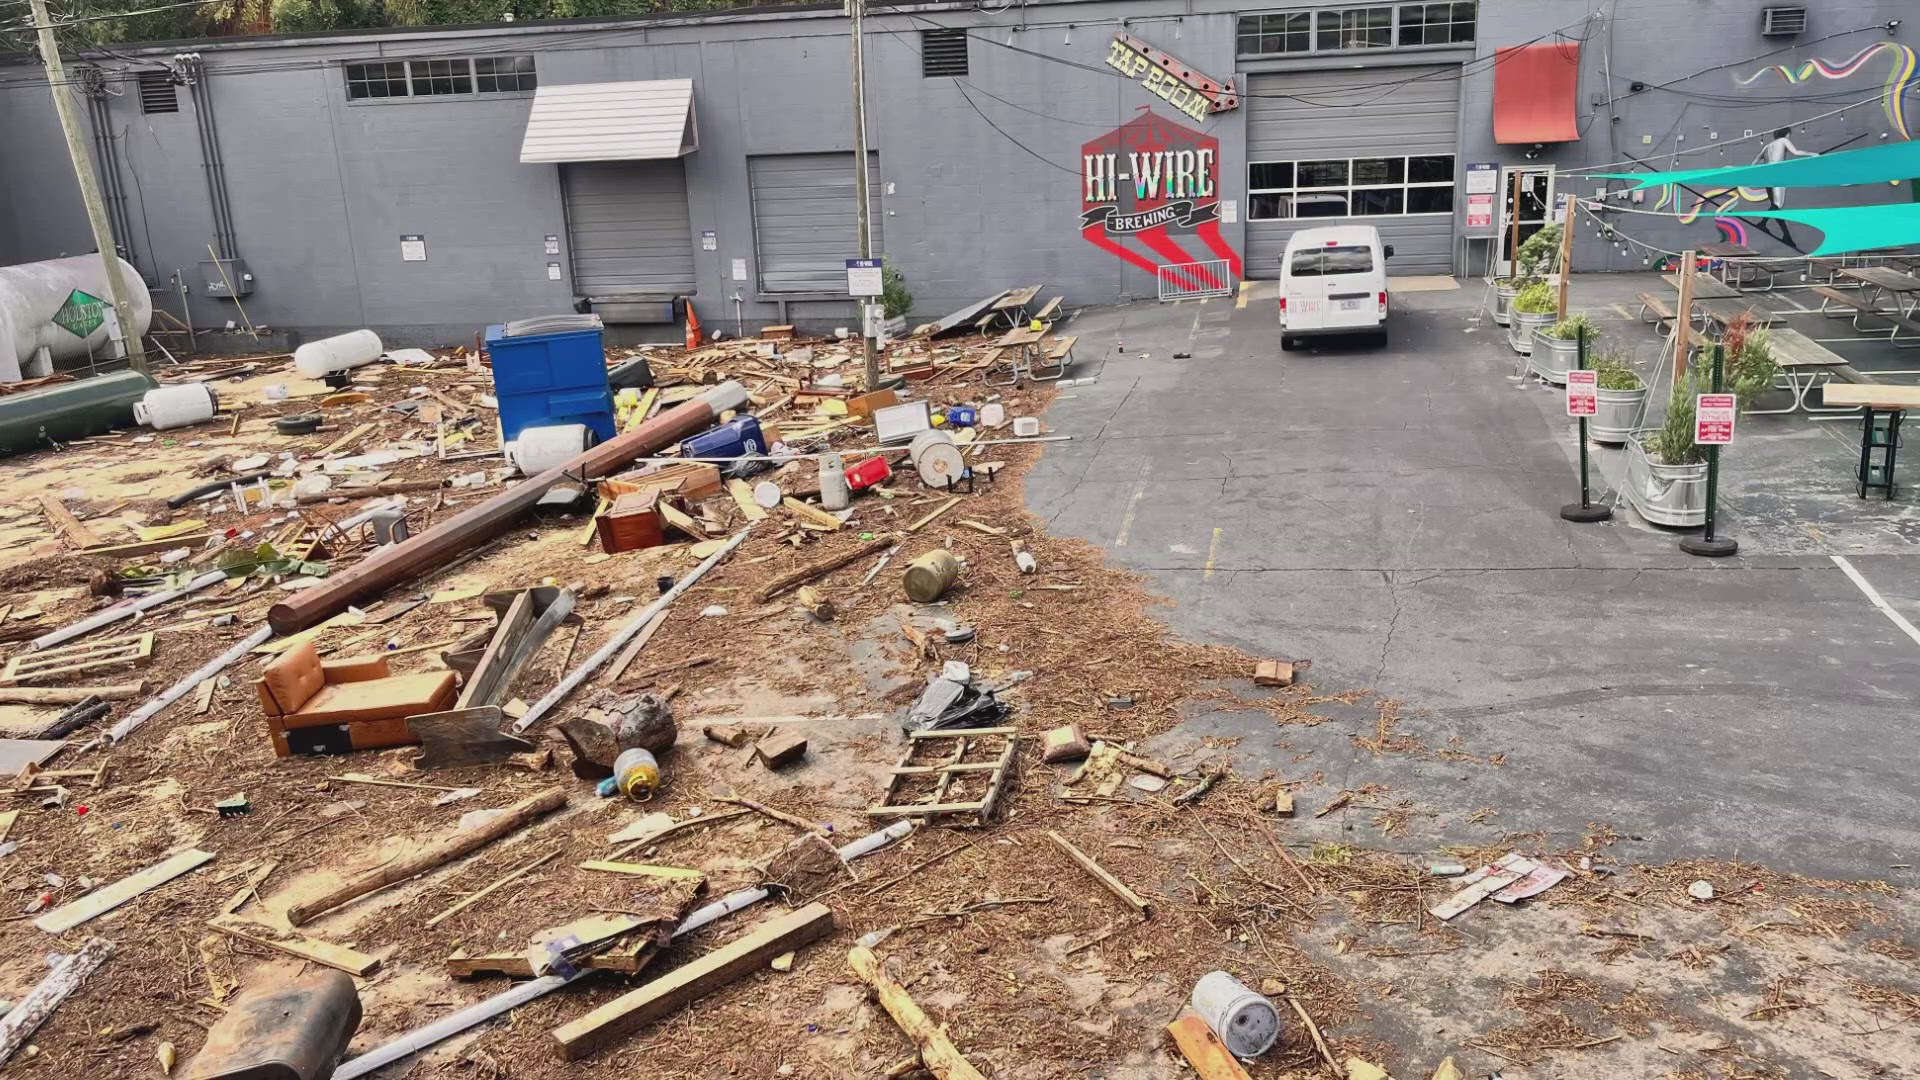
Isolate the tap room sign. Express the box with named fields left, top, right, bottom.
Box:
left=1105, top=32, right=1239, bottom=123
left=1081, top=109, right=1242, bottom=282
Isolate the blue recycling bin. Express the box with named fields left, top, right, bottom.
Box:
left=485, top=322, right=616, bottom=443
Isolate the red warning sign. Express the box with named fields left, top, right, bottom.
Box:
left=1695, top=393, right=1737, bottom=445
left=1565, top=369, right=1597, bottom=417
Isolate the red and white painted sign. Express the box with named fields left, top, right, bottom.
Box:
left=1565, top=369, right=1597, bottom=416
left=1082, top=109, right=1242, bottom=285
left=1695, top=393, right=1737, bottom=444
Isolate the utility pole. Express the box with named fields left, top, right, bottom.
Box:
left=849, top=0, right=879, bottom=390
left=27, top=0, right=148, bottom=374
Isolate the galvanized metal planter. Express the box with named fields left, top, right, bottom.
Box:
left=1589, top=385, right=1648, bottom=444
left=1508, top=308, right=1555, bottom=355
left=1625, top=430, right=1707, bottom=527
left=1493, top=284, right=1519, bottom=326
left=1529, top=331, right=1580, bottom=384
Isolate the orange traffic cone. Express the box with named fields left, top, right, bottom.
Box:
left=684, top=300, right=704, bottom=350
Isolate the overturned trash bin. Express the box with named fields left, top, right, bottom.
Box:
left=1190, top=970, right=1281, bottom=1058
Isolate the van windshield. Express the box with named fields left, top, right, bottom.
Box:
left=1289, top=245, right=1375, bottom=277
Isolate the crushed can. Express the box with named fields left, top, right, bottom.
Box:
left=613, top=747, right=661, bottom=802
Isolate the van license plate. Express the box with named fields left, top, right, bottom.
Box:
left=1337, top=299, right=1368, bottom=312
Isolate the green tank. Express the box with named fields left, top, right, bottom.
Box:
left=0, top=369, right=157, bottom=455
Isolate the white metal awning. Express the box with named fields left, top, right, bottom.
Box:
left=519, top=78, right=697, bottom=164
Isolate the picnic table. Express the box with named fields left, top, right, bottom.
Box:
left=1820, top=383, right=1920, bottom=498
left=1837, top=266, right=1920, bottom=322
left=1748, top=328, right=1853, bottom=415
left=987, top=285, right=1045, bottom=331
left=1664, top=272, right=1740, bottom=300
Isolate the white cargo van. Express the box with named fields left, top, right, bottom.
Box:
left=1278, top=225, right=1392, bottom=350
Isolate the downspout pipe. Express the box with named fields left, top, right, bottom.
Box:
left=267, top=380, right=750, bottom=635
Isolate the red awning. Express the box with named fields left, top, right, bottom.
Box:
left=1494, top=42, right=1581, bottom=144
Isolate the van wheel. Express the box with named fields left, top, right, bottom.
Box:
left=1373, top=328, right=1390, bottom=348
left=1280, top=336, right=1296, bottom=352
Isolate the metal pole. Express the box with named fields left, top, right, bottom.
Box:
left=26, top=0, right=147, bottom=374
left=1560, top=324, right=1611, bottom=523
left=1680, top=344, right=1737, bottom=556
left=850, top=0, right=880, bottom=390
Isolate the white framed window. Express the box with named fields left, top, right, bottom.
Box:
left=1237, top=2, right=1475, bottom=57
left=1248, top=155, right=1457, bottom=221
left=345, top=56, right=537, bottom=101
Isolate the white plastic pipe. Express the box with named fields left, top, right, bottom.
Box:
left=511, top=524, right=753, bottom=734
left=32, top=570, right=228, bottom=651
left=105, top=625, right=271, bottom=743
left=330, top=820, right=913, bottom=1080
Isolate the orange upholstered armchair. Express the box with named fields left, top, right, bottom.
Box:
left=257, top=640, right=457, bottom=757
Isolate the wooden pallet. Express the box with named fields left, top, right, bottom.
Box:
left=868, top=726, right=1019, bottom=826
left=1, top=632, right=154, bottom=686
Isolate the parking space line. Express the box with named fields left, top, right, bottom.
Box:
left=1114, top=460, right=1150, bottom=547
left=1831, top=555, right=1920, bottom=648
left=1204, top=527, right=1223, bottom=580
left=1236, top=281, right=1253, bottom=310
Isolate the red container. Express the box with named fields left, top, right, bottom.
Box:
left=846, top=455, right=892, bottom=491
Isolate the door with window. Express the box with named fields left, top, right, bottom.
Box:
left=1497, top=166, right=1555, bottom=276
left=1244, top=64, right=1463, bottom=276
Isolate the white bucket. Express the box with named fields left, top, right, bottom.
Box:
left=508, top=423, right=592, bottom=475
left=133, top=384, right=218, bottom=430
left=294, top=329, right=383, bottom=379
left=1190, top=971, right=1280, bottom=1058
left=1012, top=417, right=1041, bottom=438
left=908, top=430, right=964, bottom=488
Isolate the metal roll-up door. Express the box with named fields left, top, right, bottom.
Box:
left=561, top=160, right=696, bottom=297
left=1245, top=65, right=1461, bottom=276
left=748, top=153, right=882, bottom=293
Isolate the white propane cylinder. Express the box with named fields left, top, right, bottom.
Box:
left=133, top=384, right=219, bottom=430
left=0, top=254, right=154, bottom=382
left=293, top=329, right=384, bottom=380
left=508, top=423, right=593, bottom=475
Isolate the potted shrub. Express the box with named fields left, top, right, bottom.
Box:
left=1588, top=346, right=1648, bottom=445
left=1722, top=315, right=1780, bottom=408
left=1493, top=223, right=1561, bottom=327
left=1625, top=376, right=1708, bottom=527
left=1530, top=313, right=1598, bottom=385
left=1507, top=282, right=1557, bottom=355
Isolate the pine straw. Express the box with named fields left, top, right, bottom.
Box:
left=1469, top=968, right=1660, bottom=1064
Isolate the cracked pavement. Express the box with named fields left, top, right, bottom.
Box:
left=1027, top=277, right=1920, bottom=881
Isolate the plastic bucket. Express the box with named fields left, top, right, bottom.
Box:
left=1190, top=971, right=1280, bottom=1058
left=133, top=384, right=218, bottom=430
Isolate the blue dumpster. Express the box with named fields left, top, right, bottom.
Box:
left=485, top=321, right=615, bottom=443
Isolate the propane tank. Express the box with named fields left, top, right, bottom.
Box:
left=0, top=255, right=154, bottom=382
left=134, top=384, right=219, bottom=430
left=294, top=330, right=383, bottom=380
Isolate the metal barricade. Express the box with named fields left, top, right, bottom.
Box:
left=1156, top=259, right=1236, bottom=302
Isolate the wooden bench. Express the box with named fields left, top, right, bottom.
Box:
left=1814, top=286, right=1920, bottom=347
left=1636, top=292, right=1675, bottom=332
left=1032, top=296, right=1064, bottom=325
left=1044, top=335, right=1077, bottom=364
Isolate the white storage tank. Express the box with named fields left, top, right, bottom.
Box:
left=0, top=254, right=155, bottom=383
left=134, top=384, right=219, bottom=430
left=294, top=329, right=383, bottom=380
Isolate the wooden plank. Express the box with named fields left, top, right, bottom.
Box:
left=0, top=937, right=112, bottom=1066
left=757, top=536, right=896, bottom=601
left=1166, top=1014, right=1253, bottom=1080
left=908, top=726, right=1018, bottom=739
left=578, top=860, right=706, bottom=881
left=0, top=809, right=16, bottom=843
left=550, top=902, right=836, bottom=1060
left=906, top=497, right=963, bottom=534
left=38, top=494, right=101, bottom=548
left=77, top=535, right=217, bottom=559
left=426, top=850, right=560, bottom=928
left=727, top=479, right=768, bottom=522
left=659, top=501, right=711, bottom=539
left=887, top=761, right=1006, bottom=776
left=866, top=800, right=989, bottom=817
left=2, top=633, right=153, bottom=685
left=782, top=497, right=844, bottom=531
left=35, top=849, right=214, bottom=933
left=847, top=946, right=986, bottom=1080
left=207, top=918, right=380, bottom=977
left=1822, top=383, right=1920, bottom=409
left=603, top=609, right=669, bottom=683
left=317, top=422, right=376, bottom=457
left=1045, top=831, right=1150, bottom=917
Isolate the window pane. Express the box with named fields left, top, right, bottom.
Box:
left=1289, top=250, right=1322, bottom=276
left=1250, top=193, right=1292, bottom=220
left=475, top=55, right=536, bottom=93
left=1249, top=162, right=1294, bottom=190
left=1353, top=188, right=1406, bottom=215
left=411, top=58, right=472, bottom=96
left=1407, top=154, right=1455, bottom=183
left=1319, top=7, right=1392, bottom=51
left=1296, top=161, right=1350, bottom=188
left=1324, top=246, right=1375, bottom=273
left=1400, top=1, right=1476, bottom=44
left=1407, top=187, right=1455, bottom=213
left=1295, top=193, right=1350, bottom=217
left=346, top=60, right=408, bottom=100
left=1241, top=12, right=1311, bottom=54
left=1352, top=158, right=1405, bottom=185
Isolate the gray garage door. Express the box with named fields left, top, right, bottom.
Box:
left=748, top=152, right=883, bottom=293
left=561, top=160, right=696, bottom=297
left=1244, top=65, right=1460, bottom=277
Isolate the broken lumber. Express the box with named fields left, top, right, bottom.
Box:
left=38, top=493, right=101, bottom=548
left=288, top=787, right=565, bottom=925
left=35, top=849, right=215, bottom=934
left=794, top=585, right=835, bottom=621
left=604, top=609, right=669, bottom=683
left=847, top=945, right=986, bottom=1080
left=1166, top=1014, right=1253, bottom=1080
left=578, top=861, right=705, bottom=881
left=426, top=850, right=560, bottom=928
left=719, top=794, right=825, bottom=836
left=1045, top=831, right=1151, bottom=917
left=207, top=919, right=380, bottom=977
left=906, top=496, right=963, bottom=534
left=0, top=938, right=112, bottom=1066
left=550, top=902, right=836, bottom=1060
left=758, top=536, right=896, bottom=601
left=0, top=682, right=145, bottom=705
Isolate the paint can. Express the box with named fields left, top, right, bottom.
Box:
left=1190, top=971, right=1281, bottom=1058
left=845, top=455, right=892, bottom=491
left=612, top=747, right=661, bottom=802
left=818, top=453, right=850, bottom=511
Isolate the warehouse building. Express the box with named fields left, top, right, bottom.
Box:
left=0, top=0, right=1912, bottom=344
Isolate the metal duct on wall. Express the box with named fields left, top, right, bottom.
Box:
left=79, top=67, right=139, bottom=269
left=180, top=54, right=238, bottom=263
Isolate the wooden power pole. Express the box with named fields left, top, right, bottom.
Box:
left=1672, top=249, right=1697, bottom=386
left=1555, top=195, right=1575, bottom=319
left=849, top=0, right=879, bottom=391
left=26, top=0, right=148, bottom=374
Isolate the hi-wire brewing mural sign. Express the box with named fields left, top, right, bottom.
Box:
left=1104, top=33, right=1239, bottom=123
left=1082, top=109, right=1242, bottom=283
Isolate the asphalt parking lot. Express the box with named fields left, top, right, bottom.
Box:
left=1028, top=273, right=1920, bottom=881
